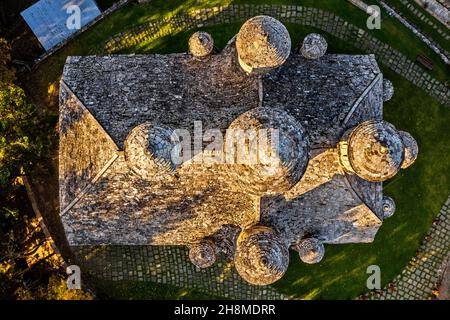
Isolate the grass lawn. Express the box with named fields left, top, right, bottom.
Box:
left=384, top=0, right=450, bottom=50
left=23, top=0, right=450, bottom=299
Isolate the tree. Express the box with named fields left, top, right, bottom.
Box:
left=15, top=274, right=94, bottom=300
left=0, top=38, right=16, bottom=87
left=0, top=84, right=46, bottom=189
left=0, top=38, right=69, bottom=301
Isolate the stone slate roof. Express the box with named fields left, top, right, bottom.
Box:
left=62, top=45, right=259, bottom=149
left=59, top=39, right=385, bottom=247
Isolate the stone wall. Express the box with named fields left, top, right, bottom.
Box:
left=414, top=0, right=450, bottom=29
left=346, top=0, right=370, bottom=12
left=377, top=0, right=449, bottom=64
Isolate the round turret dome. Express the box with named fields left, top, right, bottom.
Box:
left=236, top=15, right=291, bottom=74
left=234, top=225, right=289, bottom=286
left=189, top=31, right=214, bottom=57
left=300, top=33, right=328, bottom=60
left=383, top=79, right=394, bottom=102
left=189, top=240, right=216, bottom=268
left=295, top=238, right=325, bottom=264
left=381, top=196, right=396, bottom=219
left=347, top=120, right=404, bottom=182
left=399, top=130, right=418, bottom=169
left=124, top=123, right=180, bottom=180
left=224, top=107, right=309, bottom=195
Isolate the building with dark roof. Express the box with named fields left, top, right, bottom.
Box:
left=59, top=16, right=418, bottom=285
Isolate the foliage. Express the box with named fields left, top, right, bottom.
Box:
left=0, top=84, right=46, bottom=189
left=16, top=275, right=94, bottom=300
left=0, top=38, right=56, bottom=300
left=0, top=38, right=16, bottom=87
left=0, top=215, right=92, bottom=300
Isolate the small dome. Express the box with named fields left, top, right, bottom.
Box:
left=347, top=120, right=404, bottom=182
left=300, top=33, right=328, bottom=60
left=234, top=226, right=289, bottom=286
left=236, top=15, right=291, bottom=74
left=399, top=131, right=418, bottom=169
left=381, top=196, right=396, bottom=219
left=383, top=79, right=394, bottom=102
left=189, top=31, right=214, bottom=57
left=189, top=240, right=216, bottom=268
left=295, top=238, right=325, bottom=264
left=224, top=107, right=309, bottom=195
left=124, top=123, right=180, bottom=180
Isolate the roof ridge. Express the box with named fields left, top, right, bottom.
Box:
left=60, top=80, right=120, bottom=151
left=342, top=73, right=382, bottom=125
left=61, top=153, right=119, bottom=216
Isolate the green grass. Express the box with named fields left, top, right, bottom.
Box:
left=384, top=0, right=450, bottom=50
left=23, top=0, right=450, bottom=300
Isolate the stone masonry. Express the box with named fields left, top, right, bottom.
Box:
left=59, top=16, right=421, bottom=286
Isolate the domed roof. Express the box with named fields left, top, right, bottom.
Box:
left=300, top=33, right=328, bottom=60
left=224, top=107, right=309, bottom=195
left=399, top=130, right=418, bottom=169
left=188, top=31, right=214, bottom=57
left=236, top=15, right=291, bottom=73
left=189, top=240, right=216, bottom=268
left=124, top=123, right=180, bottom=180
left=383, top=79, right=394, bottom=102
left=381, top=196, right=396, bottom=219
left=234, top=226, right=289, bottom=286
left=347, top=120, right=404, bottom=182
left=296, top=238, right=325, bottom=264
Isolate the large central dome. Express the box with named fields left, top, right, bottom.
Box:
left=224, top=107, right=309, bottom=195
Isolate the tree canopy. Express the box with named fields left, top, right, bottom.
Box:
left=0, top=38, right=16, bottom=86
left=0, top=84, right=45, bottom=188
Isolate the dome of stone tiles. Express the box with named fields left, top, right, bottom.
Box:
left=234, top=225, right=289, bottom=286
left=383, top=79, right=394, bottom=102
left=236, top=15, right=291, bottom=73
left=300, top=33, right=328, bottom=60
left=296, top=238, right=325, bottom=264
left=381, top=196, right=396, bottom=219
left=189, top=31, right=214, bottom=57
left=124, top=123, right=179, bottom=180
left=399, top=130, right=418, bottom=169
left=347, top=120, right=404, bottom=182
left=189, top=240, right=216, bottom=268
left=224, top=107, right=309, bottom=195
